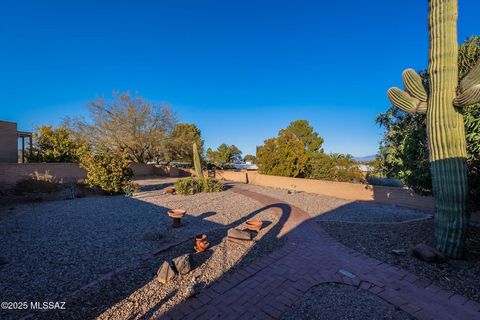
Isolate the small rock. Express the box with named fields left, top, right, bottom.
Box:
left=185, top=284, right=196, bottom=298
left=338, top=269, right=357, bottom=279
left=412, top=243, right=446, bottom=263
left=390, top=249, right=406, bottom=256
left=157, top=261, right=177, bottom=284
left=227, top=228, right=252, bottom=241
left=173, top=254, right=192, bottom=275
left=163, top=186, right=175, bottom=195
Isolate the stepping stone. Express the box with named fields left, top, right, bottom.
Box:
left=173, top=254, right=192, bottom=275
left=227, top=228, right=252, bottom=241
left=157, top=261, right=177, bottom=284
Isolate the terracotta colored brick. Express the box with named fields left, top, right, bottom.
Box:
left=262, top=304, right=283, bottom=318
left=413, top=309, right=434, bottom=320
left=369, top=285, right=385, bottom=294
left=359, top=281, right=372, bottom=290
left=413, top=278, right=432, bottom=288
left=449, top=294, right=469, bottom=305
left=400, top=303, right=422, bottom=314
left=464, top=299, right=480, bottom=311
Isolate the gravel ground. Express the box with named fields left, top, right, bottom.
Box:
left=281, top=282, right=413, bottom=320
left=0, top=179, right=284, bottom=320
left=320, top=220, right=480, bottom=303
left=237, top=184, right=430, bottom=223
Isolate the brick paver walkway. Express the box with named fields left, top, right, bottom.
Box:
left=160, top=186, right=480, bottom=320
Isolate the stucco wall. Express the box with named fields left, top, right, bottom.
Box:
left=0, top=163, right=192, bottom=187
left=214, top=170, right=248, bottom=183
left=0, top=163, right=87, bottom=185
left=216, top=170, right=434, bottom=213
left=0, top=121, right=18, bottom=163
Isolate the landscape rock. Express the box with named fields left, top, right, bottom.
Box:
left=390, top=249, right=406, bottom=256
left=227, top=228, right=252, bottom=241
left=163, top=186, right=175, bottom=195
left=173, top=254, right=192, bottom=275
left=157, top=261, right=177, bottom=284
left=412, top=243, right=446, bottom=263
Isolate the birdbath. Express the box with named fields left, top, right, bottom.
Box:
left=168, top=209, right=186, bottom=228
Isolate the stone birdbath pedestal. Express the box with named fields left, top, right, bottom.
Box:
left=168, top=209, right=186, bottom=228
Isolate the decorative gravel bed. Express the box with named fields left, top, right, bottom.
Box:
left=320, top=220, right=480, bottom=303
left=0, top=181, right=284, bottom=320
left=281, top=282, right=413, bottom=320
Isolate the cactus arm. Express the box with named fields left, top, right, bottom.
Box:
left=193, top=142, right=203, bottom=178
left=387, top=87, right=427, bottom=114
left=458, top=58, right=480, bottom=93
left=403, top=69, right=428, bottom=102
left=454, top=84, right=480, bottom=107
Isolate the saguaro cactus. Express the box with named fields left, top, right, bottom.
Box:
left=192, top=142, right=203, bottom=178
left=387, top=0, right=480, bottom=258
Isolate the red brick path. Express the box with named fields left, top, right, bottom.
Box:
left=160, top=186, right=480, bottom=320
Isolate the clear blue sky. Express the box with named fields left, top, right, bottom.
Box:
left=0, top=1, right=478, bottom=157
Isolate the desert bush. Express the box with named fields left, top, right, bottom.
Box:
left=328, top=154, right=365, bottom=183
left=175, top=177, right=223, bottom=195
left=366, top=175, right=404, bottom=187
left=13, top=178, right=62, bottom=195
left=79, top=150, right=133, bottom=194
left=201, top=177, right=224, bottom=192
left=27, top=125, right=81, bottom=163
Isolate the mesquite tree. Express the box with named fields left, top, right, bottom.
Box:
left=387, top=0, right=480, bottom=258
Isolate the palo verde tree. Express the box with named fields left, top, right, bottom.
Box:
left=164, top=123, right=203, bottom=162
left=387, top=1, right=480, bottom=257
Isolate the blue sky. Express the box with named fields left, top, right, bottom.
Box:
left=0, top=1, right=478, bottom=157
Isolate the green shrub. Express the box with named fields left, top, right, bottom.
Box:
left=175, top=177, right=223, bottom=195
left=366, top=176, right=404, bottom=187
left=201, top=177, right=224, bottom=192
left=122, top=181, right=141, bottom=197
left=79, top=150, right=133, bottom=194
left=175, top=177, right=203, bottom=195
left=26, top=125, right=81, bottom=163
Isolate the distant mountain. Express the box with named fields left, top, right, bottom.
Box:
left=353, top=154, right=376, bottom=163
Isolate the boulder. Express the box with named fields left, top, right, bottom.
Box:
left=173, top=254, right=192, bottom=275
left=227, top=228, right=252, bottom=241
left=157, top=261, right=177, bottom=284
left=412, top=243, right=446, bottom=263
